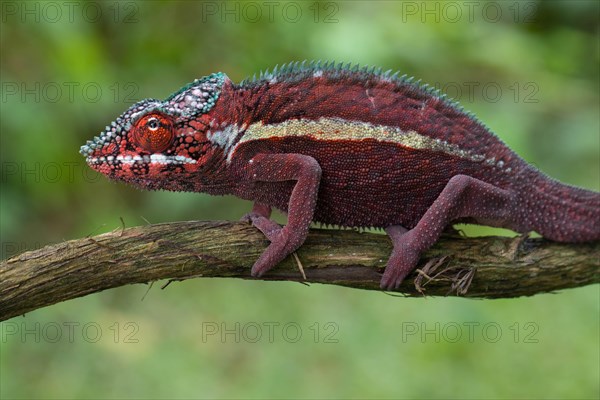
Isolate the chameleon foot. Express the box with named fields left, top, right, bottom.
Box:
left=380, top=226, right=420, bottom=290
left=380, top=248, right=421, bottom=290
left=241, top=202, right=282, bottom=241
left=245, top=215, right=282, bottom=242
left=250, top=227, right=298, bottom=277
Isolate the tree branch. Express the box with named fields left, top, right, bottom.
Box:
left=1, top=221, right=598, bottom=321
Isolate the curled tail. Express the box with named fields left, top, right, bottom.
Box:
left=518, top=169, right=600, bottom=242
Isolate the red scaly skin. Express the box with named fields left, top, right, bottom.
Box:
left=81, top=61, right=600, bottom=290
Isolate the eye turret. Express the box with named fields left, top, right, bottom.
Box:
left=132, top=113, right=175, bottom=153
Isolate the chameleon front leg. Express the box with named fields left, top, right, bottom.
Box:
left=244, top=153, right=322, bottom=277
left=381, top=174, right=517, bottom=290
left=241, top=202, right=281, bottom=240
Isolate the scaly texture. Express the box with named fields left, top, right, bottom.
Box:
left=80, top=61, right=600, bottom=290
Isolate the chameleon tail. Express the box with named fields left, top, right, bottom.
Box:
left=519, top=169, right=600, bottom=242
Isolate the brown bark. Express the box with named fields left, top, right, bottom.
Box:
left=1, top=221, right=599, bottom=321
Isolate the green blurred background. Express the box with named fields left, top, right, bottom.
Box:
left=1, top=1, right=599, bottom=398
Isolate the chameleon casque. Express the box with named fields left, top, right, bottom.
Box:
left=80, top=61, right=600, bottom=290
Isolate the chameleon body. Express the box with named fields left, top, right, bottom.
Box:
left=80, top=61, right=600, bottom=290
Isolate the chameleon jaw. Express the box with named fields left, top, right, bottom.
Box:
left=85, top=154, right=198, bottom=166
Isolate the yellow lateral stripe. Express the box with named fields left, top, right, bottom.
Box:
left=231, top=117, right=499, bottom=167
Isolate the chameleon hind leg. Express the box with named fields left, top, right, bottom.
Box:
left=381, top=174, right=517, bottom=290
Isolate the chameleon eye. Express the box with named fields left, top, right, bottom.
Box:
left=146, top=117, right=160, bottom=131
left=132, top=113, right=175, bottom=153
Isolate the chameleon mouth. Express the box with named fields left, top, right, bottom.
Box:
left=81, top=128, right=196, bottom=167
left=85, top=154, right=197, bottom=166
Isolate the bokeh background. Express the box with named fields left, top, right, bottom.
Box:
left=1, top=1, right=599, bottom=398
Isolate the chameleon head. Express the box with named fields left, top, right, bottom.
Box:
left=80, top=73, right=228, bottom=190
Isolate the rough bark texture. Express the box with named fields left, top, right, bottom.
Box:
left=1, top=221, right=599, bottom=321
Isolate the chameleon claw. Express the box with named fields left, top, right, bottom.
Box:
left=239, top=213, right=255, bottom=224
left=379, top=245, right=420, bottom=290
left=250, top=232, right=288, bottom=277
left=247, top=216, right=282, bottom=242
left=380, top=270, right=410, bottom=291
left=250, top=224, right=308, bottom=278
left=250, top=265, right=265, bottom=278
left=380, top=226, right=418, bottom=290
left=241, top=203, right=281, bottom=240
